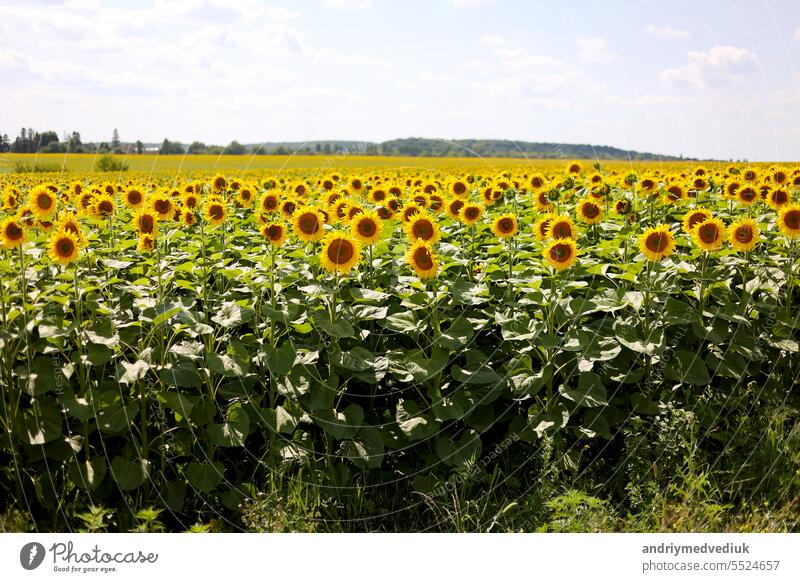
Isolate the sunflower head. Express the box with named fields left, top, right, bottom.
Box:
left=729, top=218, right=759, bottom=252
left=460, top=203, right=484, bottom=226
left=577, top=199, right=602, bottom=224
left=29, top=185, right=57, bottom=219
left=212, top=175, right=227, bottom=192
left=682, top=209, right=712, bottom=233
left=48, top=229, right=81, bottom=265
left=150, top=194, right=176, bottom=220
left=548, top=215, right=577, bottom=240
left=491, top=214, right=518, bottom=238
left=534, top=213, right=555, bottom=241
left=292, top=206, right=324, bottom=242
left=0, top=218, right=26, bottom=248
left=736, top=186, right=758, bottom=205
left=405, top=211, right=440, bottom=243
left=93, top=193, right=116, bottom=218
left=445, top=197, right=465, bottom=219
left=261, top=222, right=286, bottom=247
left=767, top=188, right=791, bottom=209
left=203, top=198, right=228, bottom=227
left=124, top=188, right=145, bottom=209
left=692, top=218, right=727, bottom=251
left=320, top=232, right=361, bottom=274
left=638, top=225, right=676, bottom=262
left=544, top=238, right=578, bottom=271
left=614, top=199, right=630, bottom=215
left=406, top=239, right=439, bottom=279
left=350, top=210, right=382, bottom=245
left=137, top=234, right=156, bottom=253
left=134, top=210, right=158, bottom=236
left=777, top=203, right=800, bottom=238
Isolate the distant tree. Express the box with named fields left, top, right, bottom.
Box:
left=111, top=129, right=120, bottom=150
left=251, top=145, right=267, bottom=155
left=38, top=131, right=59, bottom=150
left=159, top=139, right=184, bottom=154
left=315, top=143, right=321, bottom=153
left=323, top=143, right=331, bottom=154
left=0, top=134, right=9, bottom=152
left=98, top=142, right=110, bottom=153
left=135, top=140, right=143, bottom=154
left=275, top=146, right=289, bottom=155
left=223, top=140, right=246, bottom=155
left=188, top=141, right=207, bottom=154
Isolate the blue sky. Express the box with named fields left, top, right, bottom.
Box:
left=1, top=0, right=799, bottom=160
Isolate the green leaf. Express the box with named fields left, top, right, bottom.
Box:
left=435, top=430, right=482, bottom=468
left=403, top=348, right=449, bottom=383
left=207, top=352, right=248, bottom=378
left=207, top=402, right=250, bottom=447
left=529, top=402, right=569, bottom=439
left=316, top=404, right=364, bottom=440
left=560, top=372, right=608, bottom=407
left=17, top=402, right=63, bottom=445
left=68, top=458, right=106, bottom=490
left=315, top=317, right=355, bottom=338
left=265, top=342, right=296, bottom=377
left=211, top=302, right=254, bottom=328
left=341, top=427, right=384, bottom=469
left=396, top=400, right=439, bottom=441
left=110, top=457, right=149, bottom=490
left=15, top=356, right=58, bottom=396
left=329, top=346, right=374, bottom=372
left=118, top=360, right=150, bottom=385
left=451, top=362, right=503, bottom=385
left=437, top=316, right=474, bottom=349
left=662, top=350, right=710, bottom=386
left=159, top=361, right=203, bottom=388
left=185, top=461, right=224, bottom=493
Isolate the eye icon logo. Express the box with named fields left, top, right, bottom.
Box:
left=20, top=542, right=46, bottom=570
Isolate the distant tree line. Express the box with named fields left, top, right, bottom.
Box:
left=1, top=130, right=690, bottom=161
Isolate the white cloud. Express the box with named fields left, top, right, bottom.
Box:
left=452, top=0, right=495, bottom=8
left=479, top=34, right=506, bottom=47
left=575, top=36, right=615, bottom=64
left=645, top=25, right=690, bottom=39
left=661, top=45, right=760, bottom=88
left=321, top=0, right=372, bottom=10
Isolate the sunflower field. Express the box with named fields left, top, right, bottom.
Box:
left=1, top=160, right=799, bottom=532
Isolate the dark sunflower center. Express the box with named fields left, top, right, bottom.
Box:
left=552, top=222, right=572, bottom=239
left=773, top=191, right=788, bottom=204
left=267, top=225, right=282, bottom=240
left=6, top=223, right=22, bottom=240
left=128, top=191, right=142, bottom=204
left=550, top=244, right=572, bottom=262
left=582, top=203, right=599, bottom=218
left=37, top=193, right=53, bottom=209
left=209, top=205, right=224, bottom=220
left=465, top=207, right=479, bottom=220
left=688, top=212, right=707, bottom=229
left=449, top=200, right=464, bottom=214
left=351, top=180, right=362, bottom=190
left=98, top=201, right=113, bottom=215
left=734, top=226, right=753, bottom=243
left=140, top=215, right=154, bottom=233
left=698, top=223, right=719, bottom=243
left=531, top=177, right=543, bottom=188
left=284, top=202, right=296, bottom=215
left=57, top=238, right=74, bottom=256
left=155, top=199, right=170, bottom=213
left=785, top=210, right=800, bottom=229
left=739, top=188, right=756, bottom=201
left=327, top=239, right=354, bottom=264
left=412, top=220, right=434, bottom=240
left=453, top=182, right=466, bottom=195
left=413, top=247, right=433, bottom=270
left=299, top=213, right=319, bottom=234
left=498, top=218, right=514, bottom=233
left=358, top=219, right=376, bottom=237
left=645, top=232, right=669, bottom=253
left=377, top=207, right=392, bottom=219
left=372, top=190, right=385, bottom=201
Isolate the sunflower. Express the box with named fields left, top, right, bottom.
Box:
left=767, top=188, right=791, bottom=209
left=137, top=234, right=156, bottom=253
left=725, top=181, right=740, bottom=198
left=692, top=218, right=727, bottom=251
left=29, top=185, right=57, bottom=220
left=682, top=209, right=712, bottom=233
left=544, top=238, right=578, bottom=271
left=261, top=222, right=286, bottom=247
left=445, top=197, right=465, bottom=219
left=350, top=211, right=382, bottom=245
left=460, top=203, right=484, bottom=226
left=150, top=193, right=176, bottom=220
left=203, top=198, right=228, bottom=227
left=729, top=218, right=759, bottom=252
left=567, top=161, right=581, bottom=174
left=123, top=188, right=145, bottom=209
left=777, top=204, right=800, bottom=238
left=260, top=192, right=280, bottom=214
left=534, top=190, right=553, bottom=212
left=401, top=203, right=424, bottom=223
left=92, top=193, right=116, bottom=218
left=548, top=215, right=577, bottom=240
left=0, top=218, right=26, bottom=248
left=406, top=239, right=439, bottom=279
left=428, top=194, right=444, bottom=213
left=534, top=214, right=555, bottom=241
left=663, top=183, right=685, bottom=204
left=54, top=211, right=86, bottom=246
left=736, top=186, right=758, bottom=205
left=449, top=180, right=468, bottom=198
left=320, top=232, right=361, bottom=274
left=405, top=212, right=440, bottom=244
left=182, top=211, right=197, bottom=227
left=614, top=199, right=630, bottom=215
left=576, top=199, right=602, bottom=224
left=292, top=206, right=324, bottom=242
left=491, top=214, right=518, bottom=238
left=349, top=178, right=363, bottom=192
left=638, top=225, right=676, bottom=262
left=281, top=199, right=298, bottom=218
left=133, top=210, right=158, bottom=237
left=212, top=175, right=227, bottom=192
left=237, top=187, right=254, bottom=208
left=47, top=229, right=80, bottom=265
left=638, top=176, right=658, bottom=196
left=370, top=188, right=387, bottom=204
left=742, top=169, right=757, bottom=182
left=530, top=174, right=546, bottom=190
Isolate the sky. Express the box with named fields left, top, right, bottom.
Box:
left=1, top=0, right=800, bottom=160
